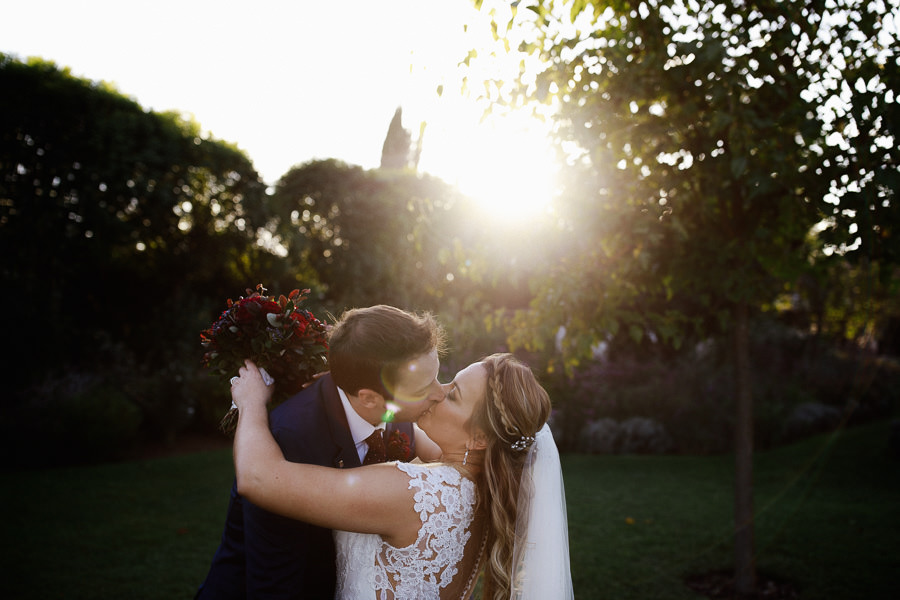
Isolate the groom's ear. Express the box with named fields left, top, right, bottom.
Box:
left=356, top=388, right=386, bottom=410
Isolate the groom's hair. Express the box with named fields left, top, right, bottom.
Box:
left=328, top=305, right=445, bottom=398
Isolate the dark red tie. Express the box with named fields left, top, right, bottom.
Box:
left=363, top=429, right=386, bottom=465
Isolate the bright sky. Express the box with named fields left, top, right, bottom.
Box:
left=1, top=0, right=558, bottom=219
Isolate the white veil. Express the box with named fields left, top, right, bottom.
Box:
left=510, top=423, right=574, bottom=599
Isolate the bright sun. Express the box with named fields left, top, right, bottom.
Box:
left=412, top=95, right=558, bottom=224
left=452, top=114, right=558, bottom=223
left=399, top=1, right=558, bottom=225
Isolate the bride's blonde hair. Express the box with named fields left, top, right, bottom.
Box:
left=471, top=353, right=551, bottom=600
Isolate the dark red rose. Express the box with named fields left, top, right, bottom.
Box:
left=386, top=431, right=412, bottom=462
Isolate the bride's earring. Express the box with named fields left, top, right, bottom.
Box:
left=463, top=447, right=469, bottom=466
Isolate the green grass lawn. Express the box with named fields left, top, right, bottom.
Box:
left=2, top=420, right=897, bottom=599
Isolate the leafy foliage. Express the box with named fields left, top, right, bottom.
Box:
left=465, top=1, right=898, bottom=594
left=269, top=158, right=464, bottom=311
left=0, top=54, right=270, bottom=391
left=479, top=0, right=842, bottom=367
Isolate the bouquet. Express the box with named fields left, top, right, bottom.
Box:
left=201, top=284, right=329, bottom=432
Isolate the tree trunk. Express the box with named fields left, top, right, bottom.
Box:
left=733, top=301, right=756, bottom=597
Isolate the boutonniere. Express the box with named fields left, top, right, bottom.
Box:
left=386, top=430, right=412, bottom=462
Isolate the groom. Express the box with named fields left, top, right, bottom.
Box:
left=195, top=305, right=446, bottom=599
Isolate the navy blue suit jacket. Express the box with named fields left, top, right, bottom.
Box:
left=195, top=374, right=415, bottom=599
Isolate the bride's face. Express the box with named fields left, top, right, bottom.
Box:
left=416, top=362, right=487, bottom=452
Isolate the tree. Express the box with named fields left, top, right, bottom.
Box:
left=380, top=107, right=420, bottom=170
left=269, top=159, right=461, bottom=311
left=0, top=55, right=268, bottom=393
left=467, top=0, right=896, bottom=595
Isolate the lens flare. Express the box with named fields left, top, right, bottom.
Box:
left=382, top=402, right=401, bottom=423
left=380, top=365, right=422, bottom=408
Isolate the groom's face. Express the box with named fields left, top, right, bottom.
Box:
left=385, top=348, right=444, bottom=421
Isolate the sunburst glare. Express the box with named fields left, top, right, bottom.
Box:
left=453, top=115, right=557, bottom=223
left=394, top=2, right=558, bottom=225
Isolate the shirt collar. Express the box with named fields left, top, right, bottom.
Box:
left=337, top=386, right=385, bottom=446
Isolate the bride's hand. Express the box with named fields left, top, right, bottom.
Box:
left=231, top=359, right=274, bottom=411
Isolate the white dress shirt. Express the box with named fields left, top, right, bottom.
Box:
left=337, top=386, right=386, bottom=463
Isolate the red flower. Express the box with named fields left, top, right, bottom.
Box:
left=233, top=297, right=279, bottom=323
left=386, top=430, right=412, bottom=462
left=201, top=284, right=329, bottom=432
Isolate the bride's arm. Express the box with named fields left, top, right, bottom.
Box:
left=231, top=360, right=417, bottom=538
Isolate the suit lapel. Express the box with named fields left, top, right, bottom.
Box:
left=319, top=373, right=362, bottom=469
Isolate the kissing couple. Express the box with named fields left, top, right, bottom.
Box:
left=195, top=305, right=573, bottom=599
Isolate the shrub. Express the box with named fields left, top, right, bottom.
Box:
left=619, top=417, right=673, bottom=454
left=1, top=337, right=206, bottom=467
left=782, top=402, right=843, bottom=443
left=547, top=317, right=897, bottom=455
left=578, top=418, right=620, bottom=454
left=577, top=417, right=673, bottom=455
left=4, top=371, right=142, bottom=467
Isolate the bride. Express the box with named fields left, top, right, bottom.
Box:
left=231, top=353, right=574, bottom=599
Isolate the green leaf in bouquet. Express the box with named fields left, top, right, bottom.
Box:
left=266, top=313, right=280, bottom=327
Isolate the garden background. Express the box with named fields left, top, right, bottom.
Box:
left=2, top=1, right=899, bottom=597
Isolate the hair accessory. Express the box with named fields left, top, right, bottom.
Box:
left=511, top=435, right=536, bottom=451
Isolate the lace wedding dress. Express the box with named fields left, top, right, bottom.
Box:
left=334, top=462, right=479, bottom=600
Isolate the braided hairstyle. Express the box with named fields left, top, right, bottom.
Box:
left=471, top=353, right=551, bottom=600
